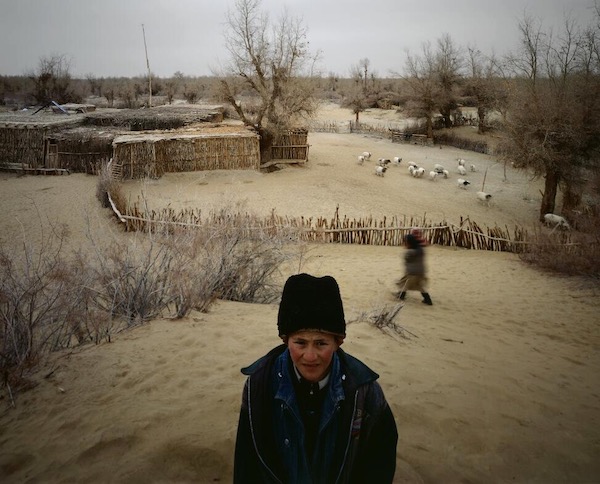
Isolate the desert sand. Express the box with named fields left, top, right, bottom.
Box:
left=0, top=104, right=599, bottom=483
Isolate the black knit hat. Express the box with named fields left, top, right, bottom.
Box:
left=277, top=274, right=346, bottom=337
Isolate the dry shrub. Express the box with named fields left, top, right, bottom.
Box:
left=85, top=234, right=176, bottom=327
left=433, top=131, right=490, bottom=154
left=352, top=304, right=416, bottom=339
left=95, top=161, right=126, bottom=212
left=160, top=208, right=296, bottom=317
left=519, top=220, right=600, bottom=278
left=0, top=226, right=101, bottom=396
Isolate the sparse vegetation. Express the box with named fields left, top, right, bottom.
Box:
left=519, top=208, right=600, bottom=278
left=0, top=183, right=300, bottom=400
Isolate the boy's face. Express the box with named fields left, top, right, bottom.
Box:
left=287, top=330, right=341, bottom=382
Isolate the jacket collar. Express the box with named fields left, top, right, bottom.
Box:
left=241, top=345, right=380, bottom=389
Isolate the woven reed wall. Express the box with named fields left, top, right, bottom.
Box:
left=52, top=135, right=114, bottom=174
left=0, top=125, right=47, bottom=167
left=271, top=129, right=309, bottom=161
left=113, top=133, right=260, bottom=179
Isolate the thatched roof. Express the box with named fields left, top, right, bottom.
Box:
left=84, top=105, right=225, bottom=130
left=112, top=124, right=257, bottom=145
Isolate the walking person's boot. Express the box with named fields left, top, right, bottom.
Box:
left=421, top=292, right=433, bottom=305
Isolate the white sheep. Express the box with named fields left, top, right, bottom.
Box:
left=469, top=164, right=476, bottom=172
left=375, top=166, right=387, bottom=177
left=457, top=158, right=466, bottom=166
left=543, top=213, right=570, bottom=230
left=361, top=151, right=372, bottom=161
left=442, top=169, right=449, bottom=179
left=357, top=155, right=365, bottom=165
left=458, top=165, right=467, bottom=176
left=476, top=191, right=492, bottom=203
left=428, top=171, right=438, bottom=181
left=413, top=167, right=425, bottom=178
left=433, top=163, right=445, bottom=174
left=457, top=178, right=471, bottom=188
left=392, top=156, right=402, bottom=165
left=377, top=158, right=391, bottom=167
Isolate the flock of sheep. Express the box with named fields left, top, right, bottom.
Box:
left=358, top=151, right=493, bottom=204
left=357, top=150, right=571, bottom=230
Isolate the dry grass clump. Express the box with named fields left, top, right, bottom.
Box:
left=352, top=303, right=416, bottom=339
left=519, top=213, right=600, bottom=279
left=433, top=130, right=490, bottom=154
left=95, top=161, right=126, bottom=211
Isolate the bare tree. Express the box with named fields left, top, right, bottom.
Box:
left=500, top=13, right=600, bottom=220
left=435, top=34, right=464, bottom=128
left=359, top=57, right=370, bottom=92
left=399, top=42, right=438, bottom=138
left=345, top=60, right=369, bottom=123
left=397, top=34, right=463, bottom=136
left=218, top=0, right=319, bottom=159
left=28, top=54, right=79, bottom=105
left=464, top=47, right=504, bottom=133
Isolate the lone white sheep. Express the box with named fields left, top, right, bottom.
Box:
left=476, top=191, right=492, bottom=203
left=458, top=165, right=467, bottom=176
left=375, top=166, right=387, bottom=177
left=357, top=155, right=365, bottom=165
left=393, top=156, right=403, bottom=165
left=469, top=164, right=476, bottom=172
left=361, top=151, right=372, bottom=161
left=543, top=213, right=570, bottom=230
left=457, top=178, right=471, bottom=188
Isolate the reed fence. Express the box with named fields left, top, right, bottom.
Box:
left=106, top=197, right=541, bottom=253
left=269, top=129, right=310, bottom=163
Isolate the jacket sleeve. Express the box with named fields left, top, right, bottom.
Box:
left=352, top=384, right=399, bottom=483
left=233, top=379, right=264, bottom=484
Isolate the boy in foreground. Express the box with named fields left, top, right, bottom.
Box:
left=234, top=273, right=398, bottom=483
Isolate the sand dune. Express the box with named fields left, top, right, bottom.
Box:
left=1, top=104, right=599, bottom=483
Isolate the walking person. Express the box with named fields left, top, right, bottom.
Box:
left=234, top=273, right=398, bottom=483
left=395, top=230, right=433, bottom=305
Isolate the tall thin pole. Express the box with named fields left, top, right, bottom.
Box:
left=142, top=23, right=152, bottom=107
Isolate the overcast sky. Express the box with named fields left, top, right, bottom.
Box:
left=0, top=0, right=595, bottom=79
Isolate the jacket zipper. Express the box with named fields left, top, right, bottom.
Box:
left=334, top=389, right=359, bottom=483
left=247, top=378, right=283, bottom=483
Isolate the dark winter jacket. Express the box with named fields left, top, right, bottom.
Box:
left=404, top=246, right=425, bottom=276
left=233, top=345, right=398, bottom=483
